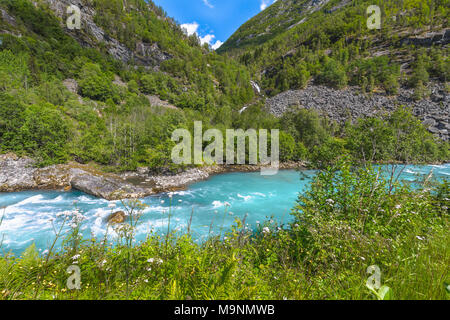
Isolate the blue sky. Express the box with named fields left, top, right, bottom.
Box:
left=152, top=0, right=277, bottom=49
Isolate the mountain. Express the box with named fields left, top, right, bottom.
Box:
left=0, top=0, right=448, bottom=177
left=0, top=0, right=255, bottom=169
left=219, top=0, right=449, bottom=95
left=218, top=0, right=449, bottom=140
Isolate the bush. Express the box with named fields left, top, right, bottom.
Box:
left=316, top=58, right=347, bottom=89
left=78, top=63, right=117, bottom=102
left=279, top=131, right=296, bottom=161
left=311, top=137, right=347, bottom=168
left=16, top=103, right=71, bottom=166
left=292, top=159, right=448, bottom=274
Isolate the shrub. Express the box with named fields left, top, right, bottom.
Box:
left=316, top=58, right=347, bottom=89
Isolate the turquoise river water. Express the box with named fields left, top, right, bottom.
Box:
left=0, top=164, right=448, bottom=255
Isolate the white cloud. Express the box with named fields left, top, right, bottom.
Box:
left=211, top=40, right=223, bottom=50
left=180, top=22, right=200, bottom=36
left=181, top=21, right=223, bottom=50
left=202, top=0, right=214, bottom=9
left=260, top=0, right=277, bottom=11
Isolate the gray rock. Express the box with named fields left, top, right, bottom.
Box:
left=266, top=82, right=449, bottom=141
left=42, top=0, right=171, bottom=67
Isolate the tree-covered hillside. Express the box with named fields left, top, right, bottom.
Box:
left=0, top=0, right=447, bottom=172
left=0, top=0, right=255, bottom=169
left=219, top=0, right=449, bottom=97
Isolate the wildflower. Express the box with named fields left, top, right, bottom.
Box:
left=256, top=221, right=260, bottom=225
left=326, top=199, right=335, bottom=205
left=72, top=254, right=81, bottom=260
left=395, top=204, right=402, bottom=210
left=416, top=236, right=425, bottom=241
left=262, top=227, right=270, bottom=235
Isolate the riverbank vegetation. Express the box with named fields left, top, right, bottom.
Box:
left=0, top=160, right=448, bottom=300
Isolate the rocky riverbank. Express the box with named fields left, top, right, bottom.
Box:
left=266, top=83, right=449, bottom=141
left=0, top=153, right=306, bottom=200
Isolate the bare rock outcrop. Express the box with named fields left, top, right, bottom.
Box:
left=266, top=83, right=449, bottom=141
left=41, top=0, right=171, bottom=67
left=0, top=154, right=154, bottom=200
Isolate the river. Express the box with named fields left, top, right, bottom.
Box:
left=0, top=164, right=448, bottom=255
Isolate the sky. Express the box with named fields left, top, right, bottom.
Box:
left=152, top=0, right=277, bottom=50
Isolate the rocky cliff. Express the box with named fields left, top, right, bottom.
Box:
left=40, top=0, right=172, bottom=67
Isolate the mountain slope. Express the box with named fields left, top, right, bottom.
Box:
left=218, top=0, right=332, bottom=53
left=0, top=0, right=447, bottom=174
left=219, top=0, right=449, bottom=98
left=0, top=0, right=256, bottom=169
